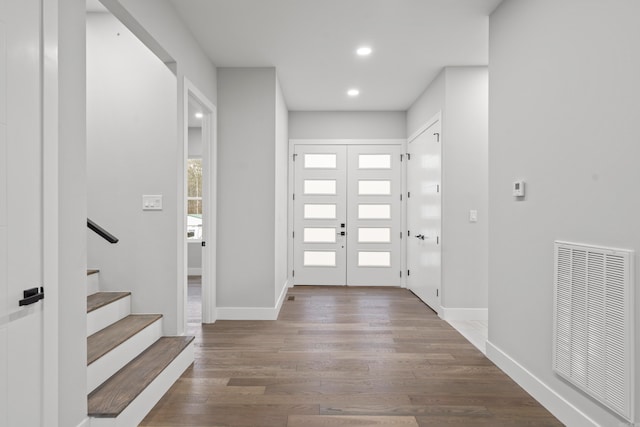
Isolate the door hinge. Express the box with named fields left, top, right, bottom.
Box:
left=400, top=154, right=404, bottom=162
left=292, top=193, right=295, bottom=200
left=201, top=241, right=206, bottom=247
left=436, top=289, right=439, bottom=297
left=292, top=270, right=295, bottom=277
left=407, top=191, right=411, bottom=198
left=292, top=231, right=295, bottom=238
left=400, top=193, right=402, bottom=201
left=407, top=153, right=411, bottom=160
left=437, top=236, right=440, bottom=245
left=433, top=132, right=440, bottom=142
left=293, top=153, right=297, bottom=161
left=400, top=231, right=402, bottom=239
left=400, top=271, right=402, bottom=278
left=407, top=269, right=410, bottom=276
left=407, top=230, right=410, bottom=237
left=437, top=184, right=440, bottom=193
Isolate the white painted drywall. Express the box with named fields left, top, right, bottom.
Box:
left=489, top=1, right=640, bottom=425
left=188, top=127, right=203, bottom=158
left=116, top=0, right=217, bottom=104
left=86, top=13, right=179, bottom=333
left=275, top=77, right=289, bottom=301
left=289, top=111, right=406, bottom=139
left=58, top=1, right=88, bottom=425
left=407, top=67, right=489, bottom=312
left=217, top=68, right=277, bottom=308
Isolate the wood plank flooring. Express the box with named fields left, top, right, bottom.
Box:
left=140, top=286, right=562, bottom=427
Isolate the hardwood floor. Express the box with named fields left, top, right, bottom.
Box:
left=141, top=286, right=562, bottom=427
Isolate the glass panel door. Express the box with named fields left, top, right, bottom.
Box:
left=346, top=145, right=402, bottom=286
left=293, top=145, right=347, bottom=285
left=293, top=144, right=402, bottom=287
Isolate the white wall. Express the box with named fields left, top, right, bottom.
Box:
left=86, top=13, right=179, bottom=333
left=407, top=67, right=489, bottom=313
left=187, top=127, right=203, bottom=157
left=289, top=111, right=406, bottom=139
left=274, top=77, right=289, bottom=302
left=217, top=68, right=277, bottom=309
left=488, top=1, right=640, bottom=425
left=58, top=1, right=87, bottom=425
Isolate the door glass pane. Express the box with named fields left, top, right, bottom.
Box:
left=358, top=204, right=391, bottom=219
left=304, top=251, right=336, bottom=267
left=358, top=228, right=391, bottom=243
left=304, top=204, right=336, bottom=219
left=358, top=251, right=391, bottom=267
left=304, top=154, right=336, bottom=169
left=304, top=180, right=336, bottom=195
left=358, top=154, right=391, bottom=169
left=304, top=228, right=336, bottom=243
left=358, top=180, right=391, bottom=195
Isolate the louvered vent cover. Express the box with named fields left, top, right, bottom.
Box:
left=553, top=241, right=635, bottom=421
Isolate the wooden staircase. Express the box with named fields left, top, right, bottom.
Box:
left=86, top=270, right=194, bottom=426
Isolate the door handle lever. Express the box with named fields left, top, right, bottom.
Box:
left=19, top=287, right=44, bottom=306
left=415, top=234, right=425, bottom=240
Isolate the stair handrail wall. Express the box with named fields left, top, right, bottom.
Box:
left=87, top=218, right=119, bottom=244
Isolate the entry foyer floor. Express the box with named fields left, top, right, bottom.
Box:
left=141, top=286, right=561, bottom=426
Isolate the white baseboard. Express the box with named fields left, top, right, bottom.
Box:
left=486, top=341, right=600, bottom=427
left=439, top=307, right=488, bottom=321
left=217, top=281, right=289, bottom=321
left=187, top=268, right=202, bottom=276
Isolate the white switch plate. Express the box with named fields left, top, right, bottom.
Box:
left=469, top=209, right=478, bottom=223
left=142, top=195, right=162, bottom=211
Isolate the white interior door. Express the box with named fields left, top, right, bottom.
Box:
left=407, top=120, right=442, bottom=312
left=346, top=145, right=402, bottom=286
left=1, top=0, right=45, bottom=424
left=293, top=145, right=347, bottom=285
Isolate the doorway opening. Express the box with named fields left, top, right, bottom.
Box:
left=183, top=79, right=217, bottom=328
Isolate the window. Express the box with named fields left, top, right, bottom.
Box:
left=187, top=158, right=202, bottom=240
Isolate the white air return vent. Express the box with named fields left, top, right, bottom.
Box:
left=553, top=241, right=635, bottom=421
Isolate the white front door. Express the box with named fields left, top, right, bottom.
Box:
left=407, top=119, right=442, bottom=312
left=293, top=145, right=348, bottom=285
left=293, top=144, right=402, bottom=287
left=1, top=0, right=46, bottom=425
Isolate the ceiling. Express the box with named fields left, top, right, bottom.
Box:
left=89, top=0, right=503, bottom=111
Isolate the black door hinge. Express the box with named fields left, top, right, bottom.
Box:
left=202, top=241, right=206, bottom=247
left=407, top=270, right=410, bottom=276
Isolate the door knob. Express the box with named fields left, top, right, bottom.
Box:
left=415, top=234, right=425, bottom=240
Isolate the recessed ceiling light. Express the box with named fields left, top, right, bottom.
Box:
left=195, top=112, right=204, bottom=119
left=347, top=89, right=360, bottom=97
left=356, top=46, right=372, bottom=56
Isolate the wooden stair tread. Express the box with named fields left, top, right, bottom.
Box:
left=87, top=269, right=100, bottom=276
left=87, top=314, right=163, bottom=365
left=87, top=292, right=131, bottom=313
left=88, top=336, right=194, bottom=418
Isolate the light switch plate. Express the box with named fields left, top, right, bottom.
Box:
left=142, top=195, right=162, bottom=210
left=469, top=209, right=478, bottom=223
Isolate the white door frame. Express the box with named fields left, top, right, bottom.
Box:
left=181, top=77, right=217, bottom=329
left=288, top=139, right=407, bottom=288
left=42, top=0, right=60, bottom=424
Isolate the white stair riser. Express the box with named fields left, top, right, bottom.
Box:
left=87, top=273, right=100, bottom=296
left=90, top=342, right=194, bottom=427
left=87, top=296, right=131, bottom=336
left=87, top=319, right=163, bottom=393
